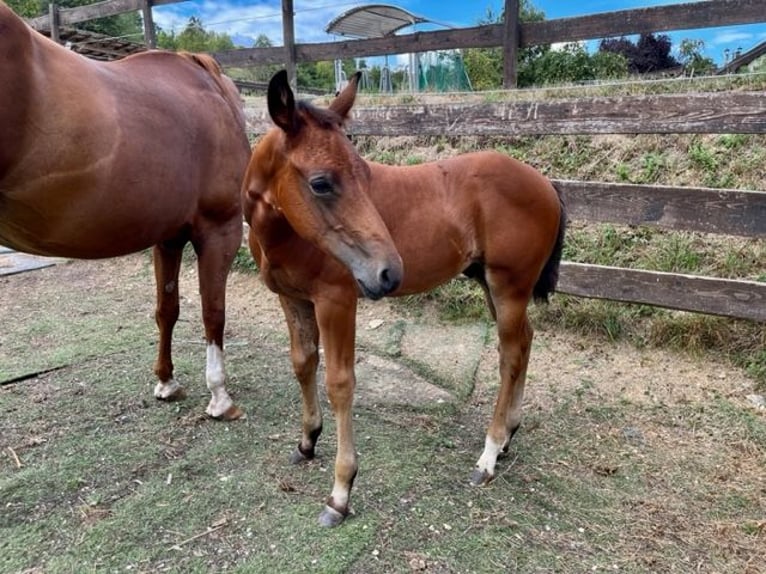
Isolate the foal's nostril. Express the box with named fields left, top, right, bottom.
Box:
left=378, top=266, right=401, bottom=294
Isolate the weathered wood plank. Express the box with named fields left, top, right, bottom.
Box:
left=557, top=262, right=766, bottom=322
left=213, top=46, right=287, bottom=67
left=27, top=0, right=180, bottom=30
left=212, top=0, right=766, bottom=67
left=503, top=0, right=520, bottom=89
left=212, top=26, right=500, bottom=67
left=556, top=180, right=766, bottom=238
left=523, top=0, right=766, bottom=46
left=244, top=92, right=766, bottom=135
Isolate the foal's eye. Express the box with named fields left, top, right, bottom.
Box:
left=309, top=176, right=335, bottom=197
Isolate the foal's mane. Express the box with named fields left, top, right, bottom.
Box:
left=295, top=100, right=345, bottom=131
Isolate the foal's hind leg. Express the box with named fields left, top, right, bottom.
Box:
left=194, top=220, right=243, bottom=420
left=152, top=242, right=186, bottom=402
left=471, top=278, right=534, bottom=486
left=279, top=295, right=323, bottom=464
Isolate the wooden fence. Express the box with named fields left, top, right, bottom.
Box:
left=24, top=0, right=766, bottom=322
left=244, top=89, right=766, bottom=323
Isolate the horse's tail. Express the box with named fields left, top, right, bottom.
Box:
left=179, top=51, right=246, bottom=130
left=532, top=181, right=567, bottom=303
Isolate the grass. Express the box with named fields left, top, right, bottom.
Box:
left=1, top=249, right=764, bottom=573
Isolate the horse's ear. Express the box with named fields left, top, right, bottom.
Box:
left=329, top=71, right=361, bottom=119
left=267, top=70, right=296, bottom=133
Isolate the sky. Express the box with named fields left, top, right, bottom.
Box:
left=151, top=0, right=766, bottom=67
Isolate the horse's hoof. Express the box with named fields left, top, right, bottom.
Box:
left=470, top=468, right=493, bottom=486
left=154, top=381, right=187, bottom=402
left=206, top=401, right=245, bottom=421
left=288, top=445, right=315, bottom=465
left=218, top=404, right=245, bottom=421
left=318, top=505, right=346, bottom=528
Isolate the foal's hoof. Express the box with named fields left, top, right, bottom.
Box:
left=288, top=446, right=315, bottom=465
left=469, top=468, right=494, bottom=486
left=318, top=505, right=346, bottom=528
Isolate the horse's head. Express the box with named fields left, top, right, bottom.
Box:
left=255, top=70, right=403, bottom=300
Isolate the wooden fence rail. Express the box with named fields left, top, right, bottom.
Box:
left=245, top=92, right=766, bottom=322
left=21, top=0, right=766, bottom=322
left=245, top=92, right=766, bottom=136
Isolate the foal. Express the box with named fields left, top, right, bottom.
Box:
left=243, top=70, right=566, bottom=526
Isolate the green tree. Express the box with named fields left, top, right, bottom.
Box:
left=521, top=42, right=628, bottom=86
left=678, top=39, right=716, bottom=75
left=156, top=17, right=234, bottom=52
left=5, top=0, right=40, bottom=18
left=463, top=2, right=545, bottom=89
left=464, top=1, right=628, bottom=89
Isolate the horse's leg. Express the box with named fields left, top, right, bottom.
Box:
left=194, top=220, right=243, bottom=420
left=278, top=295, right=323, bottom=464
left=152, top=242, right=186, bottom=401
left=471, top=274, right=533, bottom=486
left=314, top=296, right=358, bottom=527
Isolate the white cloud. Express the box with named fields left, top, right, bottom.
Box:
left=152, top=0, right=361, bottom=45
left=709, top=29, right=753, bottom=46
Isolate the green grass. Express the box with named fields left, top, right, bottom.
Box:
left=2, top=255, right=765, bottom=572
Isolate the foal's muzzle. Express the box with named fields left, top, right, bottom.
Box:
left=357, top=263, right=402, bottom=300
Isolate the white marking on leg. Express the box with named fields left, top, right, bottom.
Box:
left=154, top=379, right=183, bottom=399
left=474, top=434, right=503, bottom=479
left=205, top=343, right=233, bottom=418
left=329, top=482, right=350, bottom=512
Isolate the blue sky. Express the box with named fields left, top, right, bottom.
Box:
left=152, top=0, right=766, bottom=66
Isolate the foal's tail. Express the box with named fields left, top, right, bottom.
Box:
left=532, top=182, right=567, bottom=303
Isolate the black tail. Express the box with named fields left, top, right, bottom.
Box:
left=532, top=182, right=567, bottom=303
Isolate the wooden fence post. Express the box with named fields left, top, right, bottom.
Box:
left=503, top=0, right=520, bottom=88
left=282, top=0, right=296, bottom=90
left=48, top=3, right=60, bottom=44
left=142, top=0, right=156, bottom=49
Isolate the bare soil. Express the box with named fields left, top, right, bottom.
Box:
left=1, top=253, right=764, bottom=573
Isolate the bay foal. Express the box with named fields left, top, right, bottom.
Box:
left=243, top=70, right=566, bottom=525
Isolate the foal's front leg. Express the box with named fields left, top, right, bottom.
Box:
left=314, top=295, right=359, bottom=527
left=278, top=295, right=323, bottom=463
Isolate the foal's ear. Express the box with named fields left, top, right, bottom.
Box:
left=267, top=69, right=296, bottom=133
left=329, top=71, right=361, bottom=119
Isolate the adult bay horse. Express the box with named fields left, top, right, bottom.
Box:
left=243, top=70, right=566, bottom=526
left=0, top=3, right=251, bottom=419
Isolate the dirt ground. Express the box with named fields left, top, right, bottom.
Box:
left=1, top=253, right=765, bottom=573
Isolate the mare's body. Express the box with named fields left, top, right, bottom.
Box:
left=0, top=2, right=251, bottom=418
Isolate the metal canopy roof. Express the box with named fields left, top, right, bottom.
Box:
left=325, top=4, right=428, bottom=39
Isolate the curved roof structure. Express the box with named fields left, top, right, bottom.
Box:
left=325, top=4, right=428, bottom=39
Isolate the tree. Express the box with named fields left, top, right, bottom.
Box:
left=599, top=33, right=679, bottom=73
left=463, top=1, right=628, bottom=89
left=520, top=43, right=627, bottom=86
left=157, top=17, right=234, bottom=52
left=678, top=39, right=716, bottom=75
left=5, top=0, right=40, bottom=18
left=463, top=2, right=545, bottom=90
